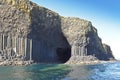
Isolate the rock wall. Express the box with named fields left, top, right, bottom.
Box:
left=61, top=17, right=115, bottom=62
left=0, top=0, right=71, bottom=63
left=0, top=0, right=115, bottom=63
left=0, top=34, right=32, bottom=62
left=103, top=44, right=115, bottom=60
left=61, top=18, right=102, bottom=58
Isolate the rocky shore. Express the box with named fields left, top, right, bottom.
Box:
left=65, top=60, right=117, bottom=65
left=0, top=60, right=33, bottom=66
left=0, top=59, right=117, bottom=66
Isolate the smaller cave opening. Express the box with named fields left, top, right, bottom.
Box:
left=56, top=48, right=71, bottom=63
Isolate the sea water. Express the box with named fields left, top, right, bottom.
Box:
left=0, top=61, right=120, bottom=80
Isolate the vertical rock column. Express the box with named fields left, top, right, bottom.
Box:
left=85, top=48, right=87, bottom=56
left=7, top=35, right=12, bottom=60
left=0, top=34, right=3, bottom=50
left=18, top=37, right=20, bottom=55
left=71, top=40, right=88, bottom=59
left=24, top=38, right=27, bottom=59
left=4, top=35, right=8, bottom=49
left=19, top=37, right=21, bottom=55
left=21, top=38, right=25, bottom=59
left=30, top=39, right=32, bottom=61
left=7, top=36, right=10, bottom=48
left=16, top=36, right=19, bottom=55
left=78, top=46, right=81, bottom=56
left=72, top=45, right=76, bottom=56
left=2, top=34, right=4, bottom=50
left=27, top=39, right=30, bottom=60
left=72, top=41, right=81, bottom=56
left=7, top=35, right=12, bottom=48
left=12, top=36, right=16, bottom=54
left=20, top=38, right=24, bottom=55
left=24, top=38, right=31, bottom=60
left=2, top=34, right=8, bottom=49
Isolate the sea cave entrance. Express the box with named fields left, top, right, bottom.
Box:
left=56, top=48, right=71, bottom=63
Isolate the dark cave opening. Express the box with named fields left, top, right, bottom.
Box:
left=56, top=48, right=71, bottom=63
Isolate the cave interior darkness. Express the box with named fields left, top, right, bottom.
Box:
left=56, top=48, right=71, bottom=63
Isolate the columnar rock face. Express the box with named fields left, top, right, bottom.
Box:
left=0, top=0, right=115, bottom=63
left=61, top=17, right=114, bottom=61
left=0, top=0, right=71, bottom=63
left=0, top=34, right=32, bottom=62
left=103, top=44, right=115, bottom=60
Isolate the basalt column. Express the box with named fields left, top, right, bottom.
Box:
left=12, top=36, right=16, bottom=53
left=21, top=38, right=25, bottom=57
left=71, top=40, right=88, bottom=56
left=7, top=35, right=12, bottom=48
left=0, top=34, right=3, bottom=50
left=2, top=34, right=5, bottom=50
left=30, top=39, right=32, bottom=61
left=25, top=38, right=32, bottom=61
left=16, top=37, right=19, bottom=55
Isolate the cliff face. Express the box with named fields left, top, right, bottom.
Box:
left=0, top=0, right=71, bottom=63
left=61, top=17, right=115, bottom=62
left=103, top=44, right=115, bottom=60
left=0, top=0, right=115, bottom=63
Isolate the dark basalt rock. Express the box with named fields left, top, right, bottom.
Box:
left=103, top=44, right=115, bottom=60
left=0, top=0, right=115, bottom=64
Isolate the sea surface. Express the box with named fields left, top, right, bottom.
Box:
left=0, top=61, right=120, bottom=80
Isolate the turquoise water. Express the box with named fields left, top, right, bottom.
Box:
left=0, top=62, right=120, bottom=80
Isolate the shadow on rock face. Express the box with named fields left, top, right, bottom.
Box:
left=27, top=6, right=71, bottom=63
left=56, top=46, right=71, bottom=63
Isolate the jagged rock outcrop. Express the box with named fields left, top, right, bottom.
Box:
left=103, top=44, right=115, bottom=60
left=0, top=0, right=115, bottom=64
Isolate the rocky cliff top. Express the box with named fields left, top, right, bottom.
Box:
left=61, top=17, right=98, bottom=45
left=0, top=0, right=32, bottom=15
left=0, top=0, right=59, bottom=37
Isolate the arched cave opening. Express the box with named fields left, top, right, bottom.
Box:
left=56, top=47, right=71, bottom=63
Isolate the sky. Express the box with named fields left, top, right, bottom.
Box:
left=31, top=0, right=120, bottom=60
